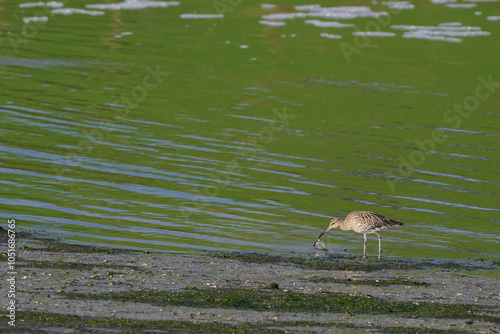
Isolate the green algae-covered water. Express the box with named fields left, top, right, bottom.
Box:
left=1, top=0, right=499, bottom=260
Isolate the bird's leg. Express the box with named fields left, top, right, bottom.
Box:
left=363, top=234, right=367, bottom=259
left=375, top=232, right=381, bottom=260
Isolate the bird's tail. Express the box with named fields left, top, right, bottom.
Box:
left=390, top=219, right=403, bottom=227
left=382, top=215, right=403, bottom=228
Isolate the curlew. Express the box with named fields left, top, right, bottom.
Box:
left=314, top=210, right=403, bottom=259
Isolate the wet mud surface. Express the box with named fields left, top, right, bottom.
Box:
left=1, top=234, right=499, bottom=333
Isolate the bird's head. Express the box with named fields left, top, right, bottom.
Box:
left=328, top=217, right=342, bottom=229
left=314, top=217, right=341, bottom=247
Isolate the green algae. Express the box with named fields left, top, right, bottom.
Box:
left=25, top=236, right=141, bottom=255
left=41, top=240, right=141, bottom=255
left=62, top=288, right=498, bottom=324
left=0, top=312, right=474, bottom=334
left=0, top=311, right=283, bottom=334
left=209, top=251, right=500, bottom=273
left=308, top=276, right=429, bottom=286
left=18, top=259, right=134, bottom=270
left=278, top=321, right=472, bottom=334
left=381, top=328, right=470, bottom=334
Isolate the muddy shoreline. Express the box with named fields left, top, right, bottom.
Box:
left=1, top=234, right=499, bottom=333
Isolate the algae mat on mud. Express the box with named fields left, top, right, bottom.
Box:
left=2, top=236, right=499, bottom=333
left=64, top=287, right=497, bottom=322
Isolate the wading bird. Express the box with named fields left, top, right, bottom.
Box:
left=314, top=210, right=403, bottom=259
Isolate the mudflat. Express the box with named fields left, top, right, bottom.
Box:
left=1, top=234, right=499, bottom=333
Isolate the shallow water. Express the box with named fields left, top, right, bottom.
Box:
left=1, top=0, right=499, bottom=259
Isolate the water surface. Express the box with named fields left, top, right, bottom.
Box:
left=1, top=0, right=499, bottom=260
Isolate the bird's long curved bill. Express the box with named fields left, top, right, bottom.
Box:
left=313, top=227, right=330, bottom=247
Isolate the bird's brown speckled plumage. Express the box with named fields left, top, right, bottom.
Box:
left=339, top=210, right=403, bottom=234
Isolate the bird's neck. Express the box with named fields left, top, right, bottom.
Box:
left=338, top=219, right=350, bottom=230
